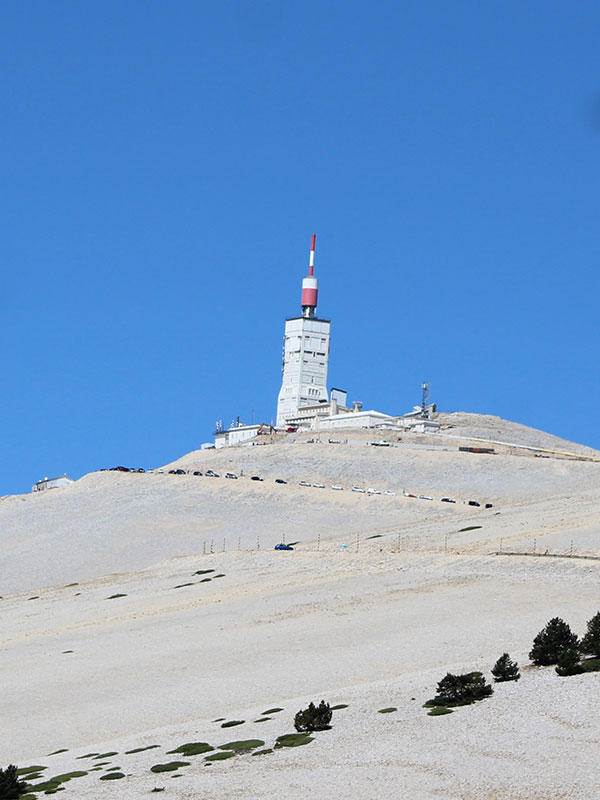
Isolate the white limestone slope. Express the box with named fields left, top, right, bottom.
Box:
left=2, top=414, right=600, bottom=799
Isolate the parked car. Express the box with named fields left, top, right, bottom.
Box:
left=136, top=468, right=145, bottom=473
left=205, top=470, right=219, bottom=477
left=351, top=486, right=365, bottom=493
left=250, top=476, right=263, bottom=481
left=111, top=466, right=131, bottom=472
left=193, top=471, right=203, bottom=476
left=275, top=478, right=287, bottom=484
left=367, top=488, right=381, bottom=495
left=441, top=497, right=456, bottom=503
left=168, top=470, right=177, bottom=474
left=225, top=473, right=238, bottom=479
left=331, top=485, right=344, bottom=491
left=383, top=490, right=396, bottom=496
left=468, top=500, right=480, bottom=507
left=406, top=492, right=417, bottom=498
left=299, top=480, right=311, bottom=487
left=419, top=494, right=433, bottom=500
left=174, top=469, right=186, bottom=475
left=370, top=440, right=391, bottom=447
left=485, top=503, right=493, bottom=509
left=274, top=543, right=294, bottom=550
left=313, top=483, right=325, bottom=488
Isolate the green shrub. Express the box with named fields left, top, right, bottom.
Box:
left=529, top=617, right=578, bottom=665
left=555, top=648, right=585, bottom=676
left=491, top=653, right=520, bottom=682
left=430, top=672, right=493, bottom=707
left=0, top=765, right=29, bottom=799
left=581, top=658, right=600, bottom=672
left=294, top=701, right=332, bottom=732
left=377, top=707, right=397, bottom=714
left=427, top=706, right=453, bottom=716
left=580, top=612, right=600, bottom=657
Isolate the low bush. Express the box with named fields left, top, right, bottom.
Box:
left=427, top=706, right=453, bottom=716
left=294, top=701, right=332, bottom=732
left=580, top=612, right=600, bottom=658
left=430, top=672, right=493, bottom=707
left=555, top=648, right=585, bottom=677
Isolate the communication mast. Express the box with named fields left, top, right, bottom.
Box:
left=421, top=382, right=430, bottom=418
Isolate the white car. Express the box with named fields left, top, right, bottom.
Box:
left=367, top=488, right=381, bottom=495
left=419, top=494, right=433, bottom=500
left=351, top=486, right=365, bottom=493
left=313, top=483, right=325, bottom=488
left=299, top=480, right=311, bottom=487
left=331, top=485, right=344, bottom=491
left=384, top=490, right=396, bottom=496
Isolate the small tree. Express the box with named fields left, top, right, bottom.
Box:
left=491, top=653, right=520, bottom=682
left=294, top=700, right=333, bottom=732
left=555, top=648, right=585, bottom=677
left=0, top=765, right=29, bottom=800
left=432, top=672, right=493, bottom=707
left=529, top=617, right=578, bottom=666
left=580, top=611, right=600, bottom=657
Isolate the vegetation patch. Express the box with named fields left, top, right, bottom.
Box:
left=254, top=717, right=271, bottom=723
left=200, top=578, right=212, bottom=582
left=2, top=764, right=34, bottom=799
left=295, top=701, right=332, bottom=732
left=104, top=766, right=122, bottom=772
left=167, top=743, right=214, bottom=756
left=204, top=752, right=235, bottom=762
left=251, top=749, right=273, bottom=756
left=378, top=707, right=397, bottom=714
left=75, top=753, right=98, bottom=760
left=28, top=596, right=39, bottom=601
left=428, top=706, right=453, bottom=716
left=150, top=762, right=190, bottom=773
left=62, top=651, right=73, bottom=654
left=428, top=672, right=493, bottom=708
left=218, top=740, right=264, bottom=751
left=106, top=594, right=127, bottom=600
left=582, top=658, right=600, bottom=672
left=93, top=752, right=118, bottom=759
left=151, top=789, right=165, bottom=793
left=213, top=574, right=225, bottom=578
left=194, top=569, right=215, bottom=575
left=275, top=733, right=314, bottom=748
left=99, top=772, right=125, bottom=780
left=220, top=720, right=244, bottom=728
left=330, top=704, right=349, bottom=710
left=27, top=770, right=88, bottom=793
left=46, top=751, right=68, bottom=757
left=530, top=617, right=578, bottom=665
left=458, top=526, right=482, bottom=532
left=213, top=718, right=225, bottom=722
left=173, top=583, right=195, bottom=589
left=262, top=708, right=283, bottom=714
left=17, top=767, right=47, bottom=776
left=366, top=534, right=383, bottom=539
left=491, top=653, right=520, bottom=682
left=124, top=745, right=161, bottom=755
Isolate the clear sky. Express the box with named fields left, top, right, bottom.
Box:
left=2, top=0, right=599, bottom=495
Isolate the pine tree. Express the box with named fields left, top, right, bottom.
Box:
left=433, top=672, right=493, bottom=706
left=294, top=700, right=333, bottom=732
left=0, top=765, right=29, bottom=800
left=555, top=648, right=585, bottom=677
left=491, top=653, right=520, bottom=682
left=529, top=617, right=578, bottom=666
left=580, top=611, right=600, bottom=657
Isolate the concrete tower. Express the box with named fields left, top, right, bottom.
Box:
left=276, top=235, right=330, bottom=426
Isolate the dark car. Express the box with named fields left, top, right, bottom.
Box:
left=174, top=469, right=186, bottom=475
left=441, top=497, right=456, bottom=503
left=193, top=471, right=203, bottom=476
left=250, top=476, right=263, bottom=481
left=274, top=543, right=294, bottom=550
left=136, top=468, right=145, bottom=473
left=225, top=472, right=238, bottom=479
left=205, top=470, right=219, bottom=477
left=111, top=466, right=131, bottom=472
left=485, top=503, right=493, bottom=509
left=468, top=500, right=481, bottom=507
left=168, top=469, right=177, bottom=474
left=275, top=478, right=287, bottom=484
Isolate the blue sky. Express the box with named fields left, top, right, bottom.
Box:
left=2, top=0, right=599, bottom=495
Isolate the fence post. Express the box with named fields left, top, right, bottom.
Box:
left=282, top=532, right=286, bottom=545
left=570, top=539, right=574, bottom=556
left=238, top=536, right=241, bottom=552
left=356, top=532, right=360, bottom=553
left=499, top=538, right=503, bottom=553
left=222, top=538, right=226, bottom=552
left=533, top=538, right=536, bottom=554
left=202, top=541, right=206, bottom=556
left=257, top=536, right=260, bottom=551
left=444, top=535, right=448, bottom=554
left=317, top=531, right=320, bottom=551
left=210, top=539, right=214, bottom=554
left=396, top=532, right=400, bottom=553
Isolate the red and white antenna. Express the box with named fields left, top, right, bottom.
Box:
left=301, top=233, right=319, bottom=317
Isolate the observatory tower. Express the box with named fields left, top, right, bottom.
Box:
left=276, top=235, right=330, bottom=426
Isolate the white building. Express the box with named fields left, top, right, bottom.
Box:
left=32, top=475, right=74, bottom=492
left=276, top=235, right=331, bottom=426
